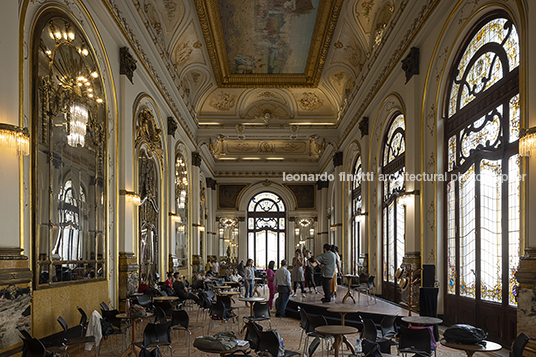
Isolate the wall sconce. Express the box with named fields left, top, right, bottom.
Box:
left=398, top=190, right=420, bottom=206
left=519, top=127, right=536, bottom=157
left=219, top=228, right=224, bottom=237
left=233, top=227, right=238, bottom=236
left=294, top=228, right=300, bottom=236
left=198, top=226, right=205, bottom=232
left=356, top=212, right=368, bottom=223
left=169, top=212, right=182, bottom=222
left=0, top=123, right=30, bottom=156
left=120, top=189, right=141, bottom=206
left=330, top=225, right=337, bottom=232
left=177, top=225, right=185, bottom=232
left=309, top=228, right=315, bottom=237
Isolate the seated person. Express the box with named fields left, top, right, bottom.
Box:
left=173, top=272, right=200, bottom=304
left=197, top=270, right=206, bottom=280
left=138, top=282, right=150, bottom=294
left=206, top=266, right=216, bottom=277
left=164, top=271, right=174, bottom=288
left=230, top=268, right=243, bottom=283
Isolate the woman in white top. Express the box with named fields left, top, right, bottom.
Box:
left=230, top=268, right=242, bottom=283
left=291, top=249, right=306, bottom=297
left=244, top=259, right=255, bottom=298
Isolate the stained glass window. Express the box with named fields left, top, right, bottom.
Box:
left=351, top=155, right=363, bottom=274
left=382, top=114, right=406, bottom=288
left=247, top=192, right=286, bottom=269
left=445, top=12, right=520, bottom=315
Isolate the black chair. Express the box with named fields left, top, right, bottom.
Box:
left=305, top=313, right=332, bottom=356
left=356, top=275, right=377, bottom=304
left=21, top=338, right=50, bottom=357
left=196, top=290, right=213, bottom=322
left=154, top=306, right=168, bottom=324
left=297, top=306, right=309, bottom=350
left=154, top=301, right=174, bottom=319
left=100, top=309, right=129, bottom=354
left=399, top=326, right=432, bottom=357
left=100, top=302, right=109, bottom=311
left=18, top=327, right=33, bottom=340
left=306, top=337, right=321, bottom=357
left=217, top=295, right=239, bottom=320
left=511, top=333, right=530, bottom=357
left=361, top=318, right=391, bottom=354
left=243, top=301, right=271, bottom=329
left=207, top=300, right=235, bottom=334
left=136, top=294, right=154, bottom=310
left=77, top=307, right=88, bottom=334
left=257, top=329, right=299, bottom=357
left=243, top=321, right=263, bottom=351
left=170, top=309, right=204, bottom=356
left=56, top=316, right=97, bottom=356
left=134, top=321, right=173, bottom=357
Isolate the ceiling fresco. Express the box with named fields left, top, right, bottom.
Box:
left=218, top=0, right=320, bottom=75
left=129, top=0, right=418, bottom=164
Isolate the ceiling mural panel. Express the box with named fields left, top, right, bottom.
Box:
left=200, top=88, right=245, bottom=115
left=288, top=89, right=334, bottom=116
left=143, top=0, right=184, bottom=35
left=171, top=20, right=205, bottom=72
left=330, top=21, right=366, bottom=75
left=218, top=0, right=320, bottom=74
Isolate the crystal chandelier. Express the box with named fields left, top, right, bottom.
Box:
left=67, top=102, right=88, bottom=147
left=0, top=123, right=29, bottom=155
left=519, top=127, right=536, bottom=157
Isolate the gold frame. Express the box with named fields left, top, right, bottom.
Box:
left=194, top=0, right=343, bottom=88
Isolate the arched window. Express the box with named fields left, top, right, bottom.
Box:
left=33, top=13, right=107, bottom=286
left=351, top=155, right=363, bottom=274
left=247, top=192, right=286, bottom=269
left=382, top=113, right=406, bottom=302
left=444, top=11, right=520, bottom=341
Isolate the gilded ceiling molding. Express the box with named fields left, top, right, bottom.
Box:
left=102, top=0, right=196, bottom=142
left=341, top=0, right=439, bottom=141
left=135, top=108, right=163, bottom=162
left=194, top=0, right=343, bottom=88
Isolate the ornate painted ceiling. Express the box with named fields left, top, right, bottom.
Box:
left=129, top=0, right=417, bottom=166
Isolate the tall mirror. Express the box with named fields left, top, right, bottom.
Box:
left=33, top=13, right=107, bottom=287
left=174, top=153, right=188, bottom=270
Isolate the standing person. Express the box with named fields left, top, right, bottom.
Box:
left=212, top=259, right=220, bottom=276
left=304, top=250, right=319, bottom=294
left=315, top=243, right=337, bottom=303
left=267, top=260, right=276, bottom=308
left=274, top=260, right=293, bottom=317
left=291, top=249, right=306, bottom=298
left=204, top=259, right=212, bottom=273
left=330, top=245, right=342, bottom=300
left=244, top=259, right=255, bottom=298
left=237, top=260, right=245, bottom=278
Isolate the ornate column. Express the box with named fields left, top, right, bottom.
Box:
left=191, top=152, right=202, bottom=260
left=118, top=252, right=138, bottom=310
left=206, top=177, right=217, bottom=256
left=316, top=179, right=329, bottom=256
left=0, top=248, right=32, bottom=352
left=516, top=248, right=536, bottom=354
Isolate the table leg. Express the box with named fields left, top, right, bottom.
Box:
left=342, top=336, right=356, bottom=355
left=120, top=319, right=137, bottom=357
left=333, top=335, right=343, bottom=357
left=342, top=280, right=356, bottom=303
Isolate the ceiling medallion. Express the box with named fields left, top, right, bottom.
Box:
left=194, top=0, right=343, bottom=88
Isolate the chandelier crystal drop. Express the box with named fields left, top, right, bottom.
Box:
left=67, top=102, right=88, bottom=147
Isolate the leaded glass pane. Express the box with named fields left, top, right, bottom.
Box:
left=266, top=230, right=277, bottom=269
left=383, top=114, right=406, bottom=166
left=248, top=232, right=254, bottom=262
left=447, top=181, right=456, bottom=294
left=509, top=94, right=520, bottom=143
left=279, top=233, right=285, bottom=264
left=509, top=155, right=520, bottom=306
left=460, top=165, right=476, bottom=298
left=279, top=218, right=285, bottom=229
left=448, top=136, right=456, bottom=171
left=449, top=18, right=519, bottom=117
left=248, top=218, right=254, bottom=229
left=354, top=156, right=362, bottom=189
left=256, top=231, right=266, bottom=268
left=396, top=203, right=405, bottom=271
left=388, top=201, right=395, bottom=282
left=480, top=159, right=502, bottom=302
left=460, top=106, right=502, bottom=161
left=383, top=207, right=388, bottom=282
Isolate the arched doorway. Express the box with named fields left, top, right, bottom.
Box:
left=247, top=192, right=286, bottom=269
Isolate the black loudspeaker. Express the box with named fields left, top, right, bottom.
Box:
left=422, top=264, right=435, bottom=288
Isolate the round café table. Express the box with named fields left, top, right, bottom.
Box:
left=327, top=306, right=360, bottom=326
left=440, top=339, right=502, bottom=357
left=238, top=297, right=266, bottom=317
left=401, top=316, right=443, bottom=326
left=153, top=296, right=179, bottom=301
left=342, top=274, right=360, bottom=303
left=315, top=325, right=358, bottom=357
left=116, top=312, right=154, bottom=357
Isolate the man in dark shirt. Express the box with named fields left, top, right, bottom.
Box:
left=173, top=272, right=200, bottom=304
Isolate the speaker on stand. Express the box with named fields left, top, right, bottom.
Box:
left=420, top=264, right=439, bottom=341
